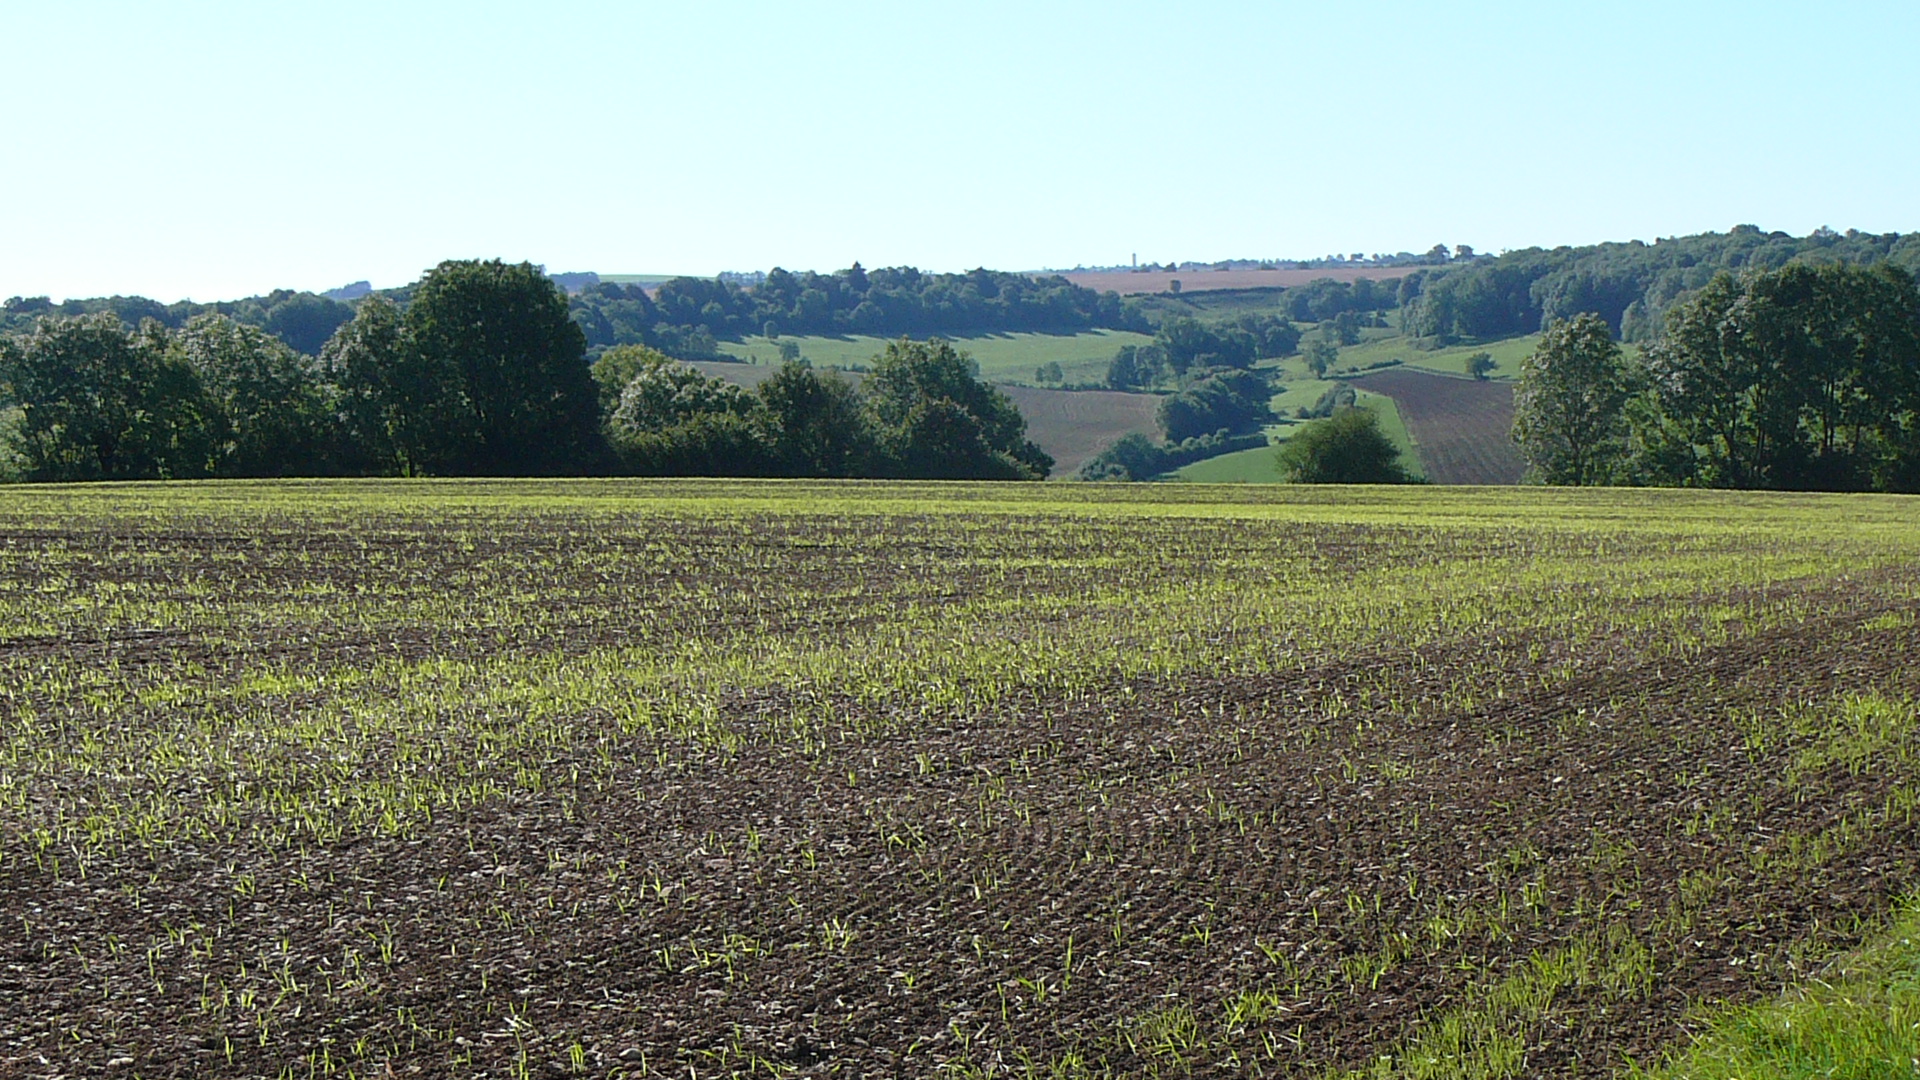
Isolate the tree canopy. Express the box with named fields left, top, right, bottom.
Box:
left=1275, top=407, right=1419, bottom=484
left=1511, top=313, right=1635, bottom=486
left=1510, top=263, right=1920, bottom=493
left=0, top=315, right=204, bottom=480
left=1636, top=263, right=1920, bottom=491
left=404, top=260, right=602, bottom=475
left=863, top=339, right=1052, bottom=479
left=568, top=265, right=1144, bottom=355
left=1402, top=226, right=1920, bottom=344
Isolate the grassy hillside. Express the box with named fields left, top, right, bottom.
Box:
left=683, top=325, right=1530, bottom=486
left=596, top=273, right=679, bottom=287
left=718, top=329, right=1153, bottom=386
left=1327, top=332, right=1540, bottom=378
left=1061, top=267, right=1411, bottom=296
left=1166, top=443, right=1282, bottom=482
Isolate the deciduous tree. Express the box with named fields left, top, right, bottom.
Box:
left=171, top=314, right=330, bottom=477
left=405, top=259, right=602, bottom=475
left=1276, top=406, right=1417, bottom=484
left=0, top=314, right=211, bottom=480
left=864, top=338, right=1050, bottom=479
left=1512, top=313, right=1633, bottom=485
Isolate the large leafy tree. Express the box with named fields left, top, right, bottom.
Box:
left=259, top=291, right=354, bottom=356
left=319, top=297, right=461, bottom=475
left=1275, top=406, right=1418, bottom=484
left=0, top=314, right=212, bottom=480
left=1642, top=264, right=1920, bottom=490
left=602, top=351, right=767, bottom=476
left=404, top=259, right=603, bottom=475
left=863, top=338, right=1051, bottom=479
left=170, top=314, right=331, bottom=477
left=1512, top=313, right=1634, bottom=485
left=1157, top=368, right=1272, bottom=443
left=756, top=361, right=874, bottom=477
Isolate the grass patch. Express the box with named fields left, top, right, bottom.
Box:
left=1358, top=390, right=1423, bottom=480
left=1270, top=377, right=1340, bottom=416
left=1328, top=334, right=1542, bottom=379
left=718, top=329, right=1154, bottom=386
left=1628, top=887, right=1920, bottom=1080
left=1166, top=443, right=1281, bottom=482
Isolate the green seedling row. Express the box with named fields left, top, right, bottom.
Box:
left=0, top=479, right=1917, bottom=1077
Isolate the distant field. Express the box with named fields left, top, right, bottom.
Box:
left=1169, top=443, right=1281, bottom=482
left=686, top=362, right=1161, bottom=478
left=1059, top=266, right=1413, bottom=295
left=687, top=361, right=777, bottom=389
left=1360, top=390, right=1421, bottom=478
left=1269, top=376, right=1338, bottom=415
left=1261, top=360, right=1520, bottom=484
left=718, top=330, right=1152, bottom=386
left=1353, top=366, right=1527, bottom=484
left=998, top=386, right=1162, bottom=476
left=1329, top=333, right=1539, bottom=378
left=596, top=274, right=678, bottom=290
left=1325, top=332, right=1641, bottom=380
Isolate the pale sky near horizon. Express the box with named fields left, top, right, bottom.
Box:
left=2, top=1, right=1916, bottom=302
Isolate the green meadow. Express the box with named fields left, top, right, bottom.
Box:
left=718, top=329, right=1155, bottom=385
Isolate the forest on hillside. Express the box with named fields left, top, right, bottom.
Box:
left=9, top=227, right=1919, bottom=366
left=1397, top=225, right=1920, bottom=343
left=1, top=266, right=1144, bottom=364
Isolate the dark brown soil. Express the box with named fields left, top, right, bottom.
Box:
left=1357, top=368, right=1527, bottom=484
left=1, top=504, right=1915, bottom=1078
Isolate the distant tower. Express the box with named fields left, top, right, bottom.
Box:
left=1131, top=253, right=1137, bottom=269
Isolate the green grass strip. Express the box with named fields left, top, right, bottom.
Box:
left=1628, top=896, right=1920, bottom=1080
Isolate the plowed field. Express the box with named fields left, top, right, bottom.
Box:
left=2, top=481, right=1917, bottom=1078
left=1355, top=368, right=1528, bottom=485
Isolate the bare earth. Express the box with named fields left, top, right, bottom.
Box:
left=1353, top=367, right=1527, bottom=485
left=998, top=386, right=1160, bottom=476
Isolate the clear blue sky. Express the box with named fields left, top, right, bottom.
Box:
left=4, top=1, right=1916, bottom=302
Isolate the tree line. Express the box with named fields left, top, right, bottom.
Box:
left=1402, top=226, right=1920, bottom=345
left=1512, top=262, right=1920, bottom=492
left=2, top=290, right=356, bottom=357
left=0, top=261, right=1051, bottom=482
left=572, top=265, right=1145, bottom=356
left=1103, top=314, right=1302, bottom=390
left=3, top=263, right=1145, bottom=370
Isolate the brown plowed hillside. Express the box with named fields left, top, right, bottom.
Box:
left=1059, top=266, right=1412, bottom=295
left=1356, top=367, right=1527, bottom=484
left=997, top=386, right=1160, bottom=475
